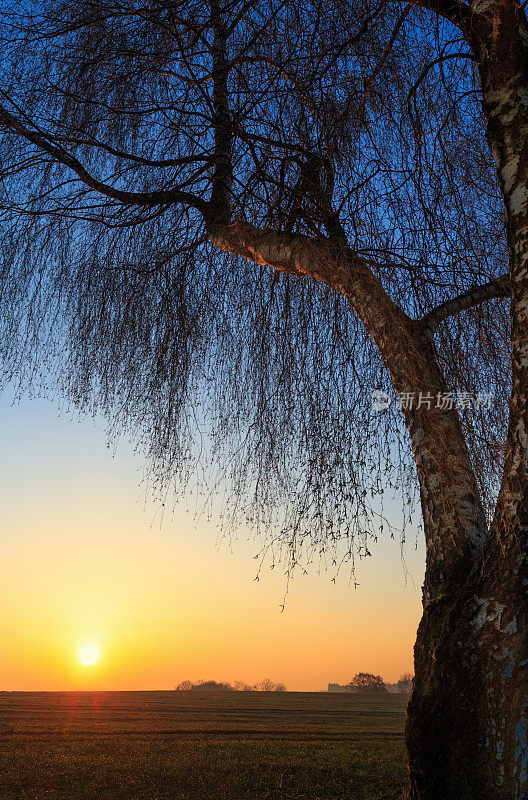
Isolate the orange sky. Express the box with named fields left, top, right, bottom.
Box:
left=0, top=396, right=424, bottom=691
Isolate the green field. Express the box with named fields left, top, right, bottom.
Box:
left=0, top=691, right=408, bottom=799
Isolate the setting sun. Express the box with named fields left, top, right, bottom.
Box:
left=78, top=644, right=101, bottom=667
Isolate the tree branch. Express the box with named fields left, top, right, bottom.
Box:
left=209, top=220, right=414, bottom=351
left=414, top=0, right=475, bottom=36
left=209, top=0, right=234, bottom=223
left=210, top=220, right=363, bottom=285
left=421, top=274, right=511, bottom=332
left=210, top=218, right=488, bottom=590
left=363, top=4, right=413, bottom=100
left=0, top=105, right=209, bottom=215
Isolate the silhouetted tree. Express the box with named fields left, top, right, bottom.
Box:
left=176, top=678, right=286, bottom=691
left=175, top=680, right=194, bottom=691
left=0, top=1, right=525, bottom=797
left=234, top=680, right=252, bottom=692
left=257, top=678, right=287, bottom=691
left=193, top=680, right=234, bottom=691
left=349, top=673, right=387, bottom=693
left=397, top=673, right=414, bottom=694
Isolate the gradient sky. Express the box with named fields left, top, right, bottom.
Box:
left=0, top=392, right=425, bottom=691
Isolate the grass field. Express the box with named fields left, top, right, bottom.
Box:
left=0, top=691, right=408, bottom=799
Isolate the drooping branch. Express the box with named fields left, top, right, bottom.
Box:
left=0, top=105, right=209, bottom=215
left=421, top=274, right=511, bottom=332
left=362, top=3, right=413, bottom=100
left=210, top=220, right=399, bottom=315
left=209, top=221, right=433, bottom=363
left=54, top=136, right=212, bottom=169
left=211, top=218, right=488, bottom=598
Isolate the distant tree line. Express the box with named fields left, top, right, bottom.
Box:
left=329, top=672, right=414, bottom=694
left=175, top=679, right=287, bottom=692
left=349, top=672, right=413, bottom=693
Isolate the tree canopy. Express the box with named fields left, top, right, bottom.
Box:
left=0, top=0, right=509, bottom=574
left=349, top=672, right=387, bottom=692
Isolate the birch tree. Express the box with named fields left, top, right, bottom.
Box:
left=0, top=0, right=525, bottom=797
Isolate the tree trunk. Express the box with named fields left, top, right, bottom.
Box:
left=406, top=533, right=528, bottom=800
left=403, top=6, right=528, bottom=793
left=406, top=582, right=488, bottom=799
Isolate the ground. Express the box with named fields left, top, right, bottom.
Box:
left=0, top=690, right=408, bottom=799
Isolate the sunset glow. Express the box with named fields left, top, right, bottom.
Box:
left=78, top=644, right=101, bottom=667
left=0, top=397, right=423, bottom=691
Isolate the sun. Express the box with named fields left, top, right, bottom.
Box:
left=78, top=643, right=101, bottom=667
